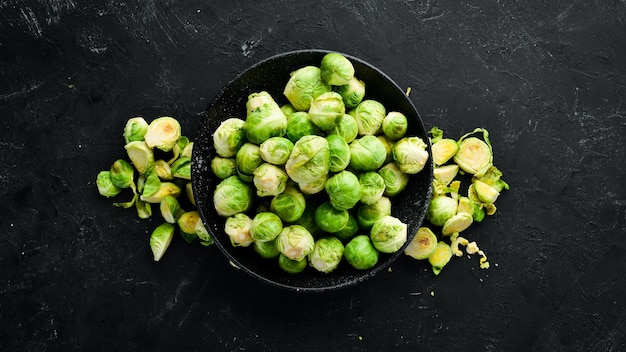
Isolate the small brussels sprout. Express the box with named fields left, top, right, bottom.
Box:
left=358, top=171, right=386, bottom=205
left=283, top=66, right=331, bottom=111
left=141, top=171, right=161, bottom=197
left=350, top=99, right=386, bottom=135
left=154, top=159, right=174, bottom=180
left=159, top=195, right=185, bottom=224
left=474, top=165, right=509, bottom=193
left=224, top=213, right=254, bottom=247
left=236, top=143, right=263, bottom=178
left=431, top=138, right=459, bottom=166
left=315, top=201, right=350, bottom=233
left=456, top=196, right=475, bottom=215
left=185, top=182, right=195, bottom=206
left=285, top=111, right=323, bottom=143
left=177, top=210, right=201, bottom=235
left=144, top=116, right=181, bottom=152
left=392, top=136, right=429, bottom=174
left=275, top=225, right=315, bottom=261
left=329, top=114, right=359, bottom=143
left=453, top=128, right=493, bottom=177
left=250, top=212, right=284, bottom=242
left=253, top=239, right=280, bottom=259
left=245, top=91, right=288, bottom=144
left=140, top=182, right=181, bottom=203
left=308, top=91, right=346, bottom=131
left=426, top=195, right=458, bottom=227
left=441, top=212, right=473, bottom=236
left=195, top=220, right=213, bottom=246
left=382, top=112, right=408, bottom=141
left=370, top=215, right=407, bottom=253
left=309, top=237, right=345, bottom=273
left=124, top=140, right=154, bottom=175
left=333, top=77, right=365, bottom=109
left=270, top=187, right=306, bottom=222
left=96, top=171, right=122, bottom=198
left=404, top=227, right=438, bottom=260
left=297, top=175, right=328, bottom=195
left=325, top=170, right=362, bottom=211
left=433, top=164, right=459, bottom=186
left=349, top=135, right=387, bottom=172
left=259, top=137, right=294, bottom=165
left=320, top=52, right=355, bottom=86
left=170, top=156, right=191, bottom=180
left=109, top=159, right=135, bottom=189
left=213, top=175, right=254, bottom=217
left=357, top=196, right=392, bottom=230
left=150, top=223, right=175, bottom=261
left=253, top=163, right=289, bottom=197
left=281, top=103, right=297, bottom=117
left=326, top=134, right=351, bottom=173
left=285, top=135, right=330, bottom=184
left=344, top=235, right=379, bottom=270
left=278, top=254, right=308, bottom=274
left=135, top=198, right=152, bottom=219
left=213, top=118, right=247, bottom=158
left=333, top=213, right=359, bottom=242
left=378, top=162, right=409, bottom=197
left=123, top=117, right=149, bottom=144
left=473, top=179, right=500, bottom=204
left=428, top=241, right=453, bottom=275
left=211, top=157, right=237, bottom=179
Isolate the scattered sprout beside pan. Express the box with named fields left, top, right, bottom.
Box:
left=209, top=52, right=430, bottom=275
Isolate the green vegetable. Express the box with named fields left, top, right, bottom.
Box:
left=213, top=118, right=247, bottom=158
left=150, top=223, right=175, bottom=261
left=425, top=195, right=457, bottom=227
left=369, top=215, right=407, bottom=253
left=259, top=137, right=294, bottom=165
left=224, top=213, right=254, bottom=247
left=285, top=135, right=330, bottom=184
left=278, top=254, right=308, bottom=274
left=357, top=196, right=392, bottom=230
left=245, top=91, right=288, bottom=144
left=253, top=240, right=280, bottom=259
left=308, top=91, right=346, bottom=131
left=124, top=141, right=154, bottom=175
left=170, top=156, right=191, bottom=180
left=309, top=237, right=345, bottom=273
left=453, top=128, right=493, bottom=177
left=344, top=235, right=379, bottom=270
left=144, top=116, right=181, bottom=152
left=235, top=143, right=263, bottom=180
left=109, top=159, right=135, bottom=189
left=441, top=213, right=473, bottom=236
left=333, top=213, right=359, bottom=242
left=433, top=164, right=459, bottom=186
left=123, top=117, right=149, bottom=144
left=153, top=159, right=174, bottom=180
left=275, top=225, right=315, bottom=261
left=250, top=212, right=284, bottom=242
left=211, top=157, right=237, bottom=179
left=428, top=241, right=453, bottom=275
left=283, top=66, right=331, bottom=111
left=213, top=175, right=254, bottom=217
left=325, top=170, right=362, bottom=211
left=378, top=162, right=409, bottom=197
left=349, top=135, right=387, bottom=172
left=351, top=99, right=386, bottom=135
left=333, top=77, right=365, bottom=109
left=314, top=201, right=349, bottom=233
left=404, top=227, right=438, bottom=260
left=382, top=112, right=408, bottom=140
left=358, top=171, right=386, bottom=205
left=159, top=195, right=185, bottom=224
left=252, top=163, right=289, bottom=197
left=269, top=186, right=306, bottom=222
left=392, top=136, right=429, bottom=174
left=96, top=171, right=122, bottom=198
left=329, top=113, right=359, bottom=143
left=285, top=111, right=323, bottom=143
left=140, top=182, right=181, bottom=203
left=320, top=52, right=355, bottom=86
left=326, top=134, right=351, bottom=173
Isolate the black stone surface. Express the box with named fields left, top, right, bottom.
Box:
left=2, top=1, right=625, bottom=351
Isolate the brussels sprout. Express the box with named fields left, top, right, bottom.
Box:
left=278, top=254, right=308, bottom=274
left=213, top=175, right=254, bottom=217
left=96, top=171, right=122, bottom=198
left=281, top=103, right=297, bottom=117
left=109, top=159, right=135, bottom=189
left=378, top=162, right=409, bottom=197
left=456, top=196, right=475, bottom=215
left=170, top=156, right=191, bottom=180
left=275, top=225, right=315, bottom=261
left=472, top=179, right=500, bottom=204
left=329, top=114, right=359, bottom=143
left=376, top=135, right=395, bottom=164
left=333, top=213, right=359, bottom=242
left=428, top=241, right=453, bottom=275
left=453, top=128, right=493, bottom=177
left=382, top=112, right=408, bottom=140
left=195, top=220, right=213, bottom=246
left=315, top=201, right=350, bottom=233
left=344, top=235, right=379, bottom=270
left=124, top=140, right=154, bottom=175
left=181, top=141, right=193, bottom=159
left=441, top=212, right=473, bottom=236
left=144, top=116, right=181, bottom=152
left=253, top=239, right=280, bottom=259
left=245, top=91, right=288, bottom=144
left=320, top=52, right=355, bottom=86
left=285, top=135, right=330, bottom=184
left=285, top=111, right=323, bottom=143
left=177, top=210, right=201, bottom=235
left=213, top=118, right=247, bottom=158
left=236, top=142, right=263, bottom=179
left=358, top=171, right=386, bottom=205
left=140, top=182, right=181, bottom=203
left=349, top=135, right=387, bottom=172
left=270, top=186, right=306, bottom=222
left=224, top=213, right=254, bottom=247
left=141, top=170, right=162, bottom=197
left=159, top=195, right=185, bottom=224
left=211, top=157, right=237, bottom=179
left=168, top=136, right=191, bottom=164
left=433, top=164, right=459, bottom=186
left=326, top=134, right=351, bottom=173
left=426, top=195, right=457, bottom=227
left=474, top=165, right=509, bottom=193
left=404, top=227, right=438, bottom=260
left=350, top=99, right=386, bottom=135
left=154, top=159, right=174, bottom=180
left=246, top=90, right=277, bottom=114
left=185, top=182, right=195, bottom=206
left=357, top=196, right=392, bottom=230
left=325, top=170, right=362, bottom=211
left=250, top=212, right=284, bottom=242
left=431, top=138, right=459, bottom=166
left=294, top=202, right=322, bottom=237
left=333, top=77, right=365, bottom=109
left=309, top=237, right=345, bottom=273
left=135, top=198, right=152, bottom=219
left=369, top=215, right=407, bottom=253
left=467, top=183, right=496, bottom=216
left=297, top=175, right=328, bottom=195
left=283, top=66, right=331, bottom=111
left=308, top=91, right=346, bottom=131
left=150, top=223, right=175, bottom=261
left=392, top=136, right=429, bottom=174
left=259, top=137, right=294, bottom=165
left=123, top=117, right=149, bottom=144
left=253, top=163, right=288, bottom=197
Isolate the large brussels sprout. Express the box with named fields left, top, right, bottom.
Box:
left=213, top=175, right=254, bottom=217
left=260, top=137, right=294, bottom=165
left=285, top=135, right=330, bottom=184
left=309, top=237, right=345, bottom=273
left=144, top=116, right=181, bottom=152
left=308, top=91, right=346, bottom=131
left=382, top=111, right=408, bottom=140
left=326, top=134, right=351, bottom=173
left=224, top=212, right=254, bottom=247
left=392, top=136, right=429, bottom=174
left=334, top=77, right=365, bottom=109
left=286, top=111, right=322, bottom=143
left=245, top=91, right=288, bottom=144
left=320, top=52, right=355, bottom=86
left=378, top=162, right=409, bottom=197
left=358, top=171, right=386, bottom=205
left=213, top=118, right=247, bottom=158
left=357, top=196, right=392, bottom=230
left=344, top=235, right=379, bottom=270
left=275, top=225, right=315, bottom=261
left=235, top=142, right=263, bottom=179
left=350, top=99, right=386, bottom=135
left=270, top=186, right=306, bottom=222
left=369, top=215, right=407, bottom=253
left=349, top=135, right=387, bottom=172
left=283, top=66, right=331, bottom=111
left=329, top=114, right=359, bottom=143
left=250, top=212, right=284, bottom=242
left=314, top=201, right=350, bottom=233
left=253, top=163, right=289, bottom=197
left=325, top=170, right=362, bottom=211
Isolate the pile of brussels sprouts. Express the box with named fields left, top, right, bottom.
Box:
left=96, top=116, right=213, bottom=261
left=210, top=52, right=430, bottom=274
left=404, top=126, right=509, bottom=275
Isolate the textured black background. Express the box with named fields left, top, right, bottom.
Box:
left=2, top=0, right=625, bottom=351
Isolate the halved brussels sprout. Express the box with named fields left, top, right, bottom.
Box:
left=404, top=227, right=438, bottom=260
left=213, top=118, right=247, bottom=158
left=320, top=52, right=355, bottom=86
left=96, top=171, right=122, bottom=198
left=453, top=128, right=493, bottom=177
left=308, top=91, right=346, bottom=131
left=333, top=77, right=365, bottom=109
left=124, top=140, right=154, bottom=175
left=141, top=170, right=162, bottom=198
left=325, top=170, right=362, bottom=211
left=425, top=195, right=457, bottom=227
left=224, top=213, right=254, bottom=247
left=150, top=223, right=175, bottom=261
left=428, top=241, right=453, bottom=275
left=250, top=212, right=284, bottom=242
left=259, top=137, right=294, bottom=165
left=392, top=136, right=429, bottom=174
left=378, top=162, right=409, bottom=197
left=140, top=182, right=181, bottom=203
left=309, top=237, right=345, bottom=273
left=275, top=225, right=315, bottom=261
left=283, top=66, right=331, bottom=111
left=441, top=212, right=473, bottom=236
left=123, top=117, right=149, bottom=144
left=144, top=116, right=181, bottom=152
left=344, top=235, right=379, bottom=270
left=159, top=195, right=185, bottom=224
left=245, top=91, right=288, bottom=144
left=473, top=179, right=500, bottom=204
left=349, top=135, right=387, bottom=172
left=154, top=159, right=174, bottom=180
left=350, top=99, right=386, bottom=135
left=382, top=112, right=408, bottom=141
left=433, top=164, right=459, bottom=186
left=170, top=156, right=191, bottom=180
left=431, top=138, right=459, bottom=166
left=178, top=210, right=201, bottom=238
left=285, top=135, right=330, bottom=184
left=326, top=134, right=351, bottom=173
left=213, top=175, right=254, bottom=217
left=370, top=215, right=407, bottom=253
